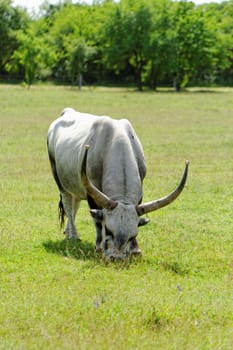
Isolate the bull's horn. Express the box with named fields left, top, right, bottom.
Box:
left=136, top=161, right=189, bottom=216
left=81, top=145, right=117, bottom=210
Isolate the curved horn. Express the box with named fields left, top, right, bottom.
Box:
left=81, top=145, right=117, bottom=210
left=136, top=161, right=189, bottom=216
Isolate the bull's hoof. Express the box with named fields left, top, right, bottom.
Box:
left=131, top=249, right=142, bottom=256
left=95, top=246, right=103, bottom=254
left=64, top=234, right=81, bottom=241
left=107, top=255, right=124, bottom=261
left=105, top=253, right=128, bottom=261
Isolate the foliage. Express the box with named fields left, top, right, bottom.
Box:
left=0, top=85, right=232, bottom=349
left=65, top=37, right=96, bottom=89
left=6, top=21, right=56, bottom=87
left=103, top=0, right=154, bottom=90
left=1, top=0, right=233, bottom=89
left=168, top=1, right=217, bottom=90
left=0, top=0, right=29, bottom=75
left=201, top=0, right=233, bottom=84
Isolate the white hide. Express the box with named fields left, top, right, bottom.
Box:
left=47, top=108, right=147, bottom=258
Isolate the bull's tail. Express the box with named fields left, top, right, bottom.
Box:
left=58, top=194, right=66, bottom=228
left=47, top=139, right=66, bottom=228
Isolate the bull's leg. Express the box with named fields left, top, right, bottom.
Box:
left=94, top=221, right=103, bottom=253
left=130, top=238, right=142, bottom=256
left=87, top=196, right=103, bottom=252
left=61, top=193, right=80, bottom=240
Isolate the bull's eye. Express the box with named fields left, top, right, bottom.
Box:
left=105, top=226, right=114, bottom=239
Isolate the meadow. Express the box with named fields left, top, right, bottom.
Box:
left=0, top=85, right=232, bottom=349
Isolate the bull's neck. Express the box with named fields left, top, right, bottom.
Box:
left=101, top=145, right=142, bottom=205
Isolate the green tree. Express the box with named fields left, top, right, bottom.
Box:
left=143, top=0, right=173, bottom=90
left=6, top=21, right=56, bottom=87
left=46, top=3, right=102, bottom=84
left=65, top=37, right=96, bottom=89
left=169, top=1, right=217, bottom=91
left=218, top=1, right=233, bottom=84
left=201, top=0, right=233, bottom=84
left=0, top=0, right=29, bottom=77
left=103, top=0, right=153, bottom=90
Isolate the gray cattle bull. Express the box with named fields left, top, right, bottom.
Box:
left=47, top=108, right=189, bottom=260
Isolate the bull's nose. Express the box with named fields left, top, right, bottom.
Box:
left=131, top=248, right=142, bottom=256
left=109, top=255, right=121, bottom=261
left=106, top=253, right=128, bottom=261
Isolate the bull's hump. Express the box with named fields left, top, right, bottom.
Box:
left=61, top=107, right=76, bottom=116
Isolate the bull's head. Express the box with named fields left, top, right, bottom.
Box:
left=82, top=145, right=189, bottom=260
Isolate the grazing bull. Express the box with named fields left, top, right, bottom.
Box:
left=47, top=108, right=189, bottom=260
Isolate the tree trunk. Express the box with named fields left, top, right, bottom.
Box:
left=137, top=76, right=143, bottom=91
left=78, top=73, right=83, bottom=91
left=136, top=69, right=143, bottom=91
left=173, top=77, right=180, bottom=92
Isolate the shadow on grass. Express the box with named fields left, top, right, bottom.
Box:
left=43, top=239, right=142, bottom=268
left=43, top=239, right=97, bottom=261
left=150, top=88, right=225, bottom=94
left=187, top=89, right=224, bottom=94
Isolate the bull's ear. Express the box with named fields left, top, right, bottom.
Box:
left=90, top=209, right=103, bottom=221
left=138, top=217, right=150, bottom=227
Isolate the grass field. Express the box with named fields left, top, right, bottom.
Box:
left=0, top=85, right=232, bottom=349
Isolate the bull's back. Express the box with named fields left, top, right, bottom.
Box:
left=47, top=108, right=146, bottom=200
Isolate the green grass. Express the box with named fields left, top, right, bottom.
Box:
left=0, top=85, right=232, bottom=349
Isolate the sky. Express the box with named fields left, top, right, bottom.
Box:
left=12, top=0, right=226, bottom=14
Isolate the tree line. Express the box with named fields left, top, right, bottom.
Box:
left=1, top=0, right=233, bottom=90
